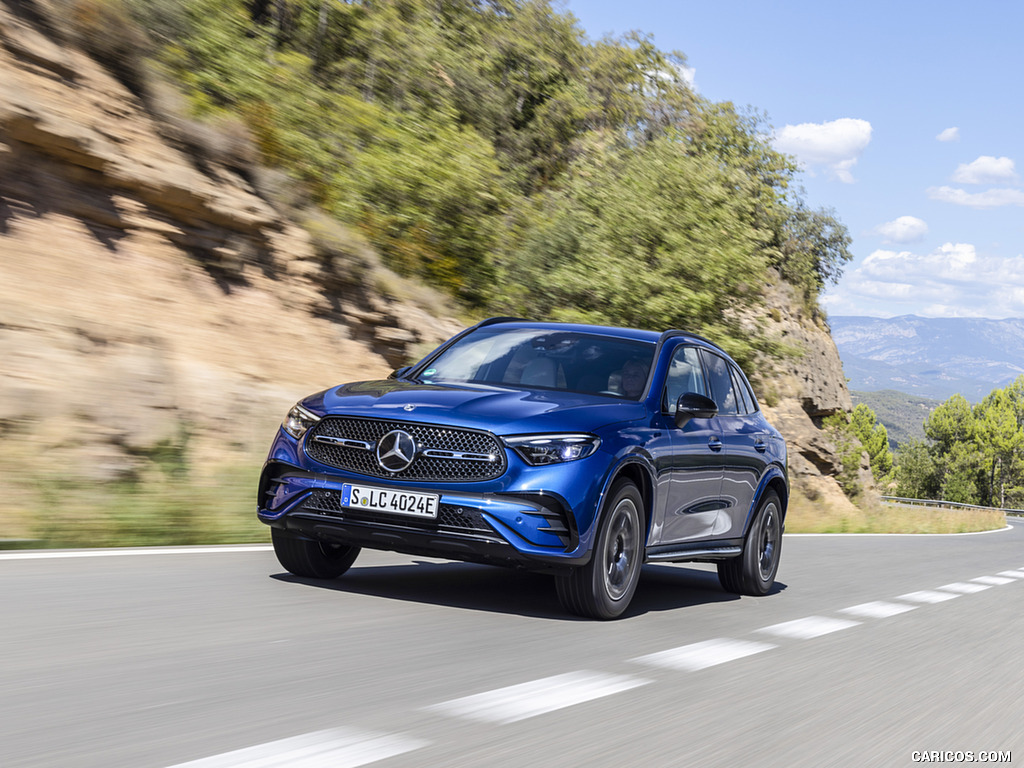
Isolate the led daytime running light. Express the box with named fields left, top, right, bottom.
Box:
left=503, top=434, right=601, bottom=465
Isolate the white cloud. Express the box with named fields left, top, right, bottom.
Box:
left=835, top=243, right=1024, bottom=318
left=873, top=216, right=928, bottom=244
left=951, top=156, right=1018, bottom=185
left=927, top=186, right=1024, bottom=208
left=936, top=127, right=960, bottom=142
left=773, top=118, right=872, bottom=183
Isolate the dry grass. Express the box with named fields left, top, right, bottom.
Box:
left=0, top=456, right=1008, bottom=549
left=786, top=490, right=1006, bottom=534
left=0, top=460, right=268, bottom=549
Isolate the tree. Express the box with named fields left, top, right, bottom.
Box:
left=850, top=404, right=893, bottom=482
left=777, top=203, right=853, bottom=305
left=924, top=393, right=975, bottom=447
left=893, top=439, right=938, bottom=500
left=974, top=379, right=1024, bottom=507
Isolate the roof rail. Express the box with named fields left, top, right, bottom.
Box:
left=475, top=316, right=531, bottom=328
left=657, top=329, right=727, bottom=354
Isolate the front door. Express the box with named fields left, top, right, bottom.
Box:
left=650, top=344, right=727, bottom=545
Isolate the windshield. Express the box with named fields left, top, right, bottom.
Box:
left=418, top=327, right=656, bottom=399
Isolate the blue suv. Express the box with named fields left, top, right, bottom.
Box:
left=258, top=318, right=788, bottom=619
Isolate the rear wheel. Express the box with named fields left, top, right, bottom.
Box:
left=271, top=527, right=360, bottom=579
left=718, top=490, right=782, bottom=595
left=556, top=479, right=644, bottom=620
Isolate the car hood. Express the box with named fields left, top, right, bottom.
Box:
left=304, top=379, right=646, bottom=435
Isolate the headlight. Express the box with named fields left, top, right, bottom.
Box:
left=282, top=403, right=320, bottom=439
left=503, top=434, right=601, bottom=465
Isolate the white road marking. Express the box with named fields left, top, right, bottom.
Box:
left=898, top=590, right=960, bottom=603
left=631, top=638, right=777, bottom=671
left=164, top=727, right=426, bottom=768
left=0, top=545, right=273, bottom=560
left=972, top=575, right=1015, bottom=585
left=425, top=671, right=650, bottom=724
left=937, top=582, right=991, bottom=594
left=839, top=601, right=917, bottom=618
left=756, top=616, right=860, bottom=639
left=998, top=569, right=1024, bottom=579
left=786, top=526, right=1012, bottom=537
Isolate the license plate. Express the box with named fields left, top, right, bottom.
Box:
left=340, top=484, right=439, bottom=518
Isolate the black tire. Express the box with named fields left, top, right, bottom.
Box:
left=718, top=490, right=782, bottom=596
left=271, top=527, right=360, bottom=579
left=556, top=479, right=644, bottom=620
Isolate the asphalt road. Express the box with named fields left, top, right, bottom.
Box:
left=2, top=520, right=1022, bottom=768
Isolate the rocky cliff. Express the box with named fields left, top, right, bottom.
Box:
left=0, top=0, right=858, bottom=536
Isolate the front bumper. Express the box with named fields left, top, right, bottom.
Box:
left=257, top=458, right=590, bottom=572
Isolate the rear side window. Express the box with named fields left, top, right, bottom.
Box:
left=732, top=367, right=758, bottom=414
left=701, top=350, right=738, bottom=416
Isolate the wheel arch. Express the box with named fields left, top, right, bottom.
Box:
left=747, top=465, right=789, bottom=535
left=606, top=459, right=655, bottom=542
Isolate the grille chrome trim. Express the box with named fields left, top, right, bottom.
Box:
left=312, top=435, right=373, bottom=450
left=306, top=417, right=507, bottom=482
left=421, top=449, right=498, bottom=462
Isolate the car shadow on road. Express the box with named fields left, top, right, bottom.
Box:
left=270, top=560, right=786, bottom=620
left=628, top=564, right=787, bottom=617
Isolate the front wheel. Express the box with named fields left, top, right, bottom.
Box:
left=717, top=490, right=782, bottom=596
left=556, top=479, right=644, bottom=620
left=271, top=527, right=360, bottom=579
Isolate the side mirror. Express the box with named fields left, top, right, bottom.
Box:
left=388, top=366, right=411, bottom=380
left=674, top=392, right=718, bottom=428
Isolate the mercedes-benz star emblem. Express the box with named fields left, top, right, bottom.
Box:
left=376, top=430, right=417, bottom=473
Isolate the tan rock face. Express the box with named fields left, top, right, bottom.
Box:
left=751, top=281, right=863, bottom=506
left=0, top=2, right=459, bottom=482
left=0, top=0, right=857, bottom=511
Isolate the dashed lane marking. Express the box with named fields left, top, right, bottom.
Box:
left=164, top=727, right=426, bottom=768
left=425, top=671, right=650, bottom=725
left=972, top=575, right=1016, bottom=585
left=937, top=581, right=992, bottom=594
left=839, top=601, right=918, bottom=619
left=756, top=616, right=861, bottom=639
left=631, top=638, right=777, bottom=672
left=997, top=569, right=1024, bottom=579
left=898, top=590, right=961, bottom=603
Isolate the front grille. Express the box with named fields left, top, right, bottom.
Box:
left=305, top=417, right=506, bottom=482
left=299, top=489, right=493, bottom=535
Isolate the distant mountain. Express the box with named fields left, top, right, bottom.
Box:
left=830, top=315, right=1024, bottom=402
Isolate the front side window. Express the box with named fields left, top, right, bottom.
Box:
left=419, top=327, right=656, bottom=399
left=663, top=345, right=706, bottom=414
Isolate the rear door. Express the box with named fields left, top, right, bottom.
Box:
left=701, top=350, right=770, bottom=539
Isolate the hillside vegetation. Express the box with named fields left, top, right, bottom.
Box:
left=62, top=0, right=851, bottom=370
left=851, top=390, right=938, bottom=448
left=895, top=377, right=1024, bottom=510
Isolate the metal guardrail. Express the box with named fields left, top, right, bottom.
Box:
left=881, top=496, right=1024, bottom=517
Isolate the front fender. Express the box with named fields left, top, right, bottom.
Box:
left=568, top=451, right=657, bottom=558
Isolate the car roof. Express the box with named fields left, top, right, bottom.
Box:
left=477, top=318, right=726, bottom=354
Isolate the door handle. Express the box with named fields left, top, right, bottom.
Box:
left=708, top=436, right=723, bottom=452
left=754, top=438, right=767, bottom=453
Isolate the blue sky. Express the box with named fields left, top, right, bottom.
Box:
left=565, top=0, right=1024, bottom=319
